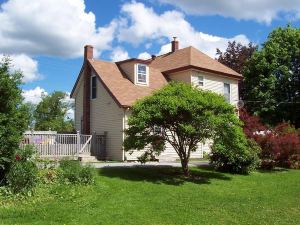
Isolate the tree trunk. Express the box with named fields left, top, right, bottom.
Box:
left=180, top=157, right=190, bottom=177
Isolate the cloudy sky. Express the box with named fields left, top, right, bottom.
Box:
left=0, top=0, right=300, bottom=105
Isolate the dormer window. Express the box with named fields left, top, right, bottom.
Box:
left=135, top=64, right=149, bottom=85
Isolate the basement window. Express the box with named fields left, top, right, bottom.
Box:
left=91, top=75, right=97, bottom=99
left=136, top=64, right=148, bottom=85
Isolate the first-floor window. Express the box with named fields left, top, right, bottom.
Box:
left=153, top=126, right=162, bottom=135
left=224, top=83, right=230, bottom=103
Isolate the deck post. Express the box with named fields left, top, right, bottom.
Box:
left=91, top=131, right=96, bottom=156
left=103, top=131, right=107, bottom=160
left=77, top=131, right=80, bottom=157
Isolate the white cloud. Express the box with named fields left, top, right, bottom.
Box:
left=66, top=108, right=74, bottom=120
left=4, top=54, right=41, bottom=82
left=22, top=86, right=48, bottom=104
left=63, top=92, right=74, bottom=120
left=110, top=47, right=129, bottom=62
left=137, top=52, right=151, bottom=60
left=158, top=0, right=300, bottom=24
left=0, top=0, right=117, bottom=58
left=117, top=2, right=249, bottom=58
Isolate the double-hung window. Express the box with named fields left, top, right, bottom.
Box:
left=224, top=83, right=230, bottom=103
left=136, top=64, right=148, bottom=85
left=192, top=73, right=204, bottom=87
left=196, top=75, right=204, bottom=86
left=91, top=75, right=97, bottom=99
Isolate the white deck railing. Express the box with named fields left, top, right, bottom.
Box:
left=20, top=132, right=92, bottom=158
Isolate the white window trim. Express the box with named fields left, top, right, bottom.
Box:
left=91, top=74, right=97, bottom=99
left=224, top=82, right=231, bottom=103
left=191, top=72, right=205, bottom=88
left=135, top=64, right=149, bottom=86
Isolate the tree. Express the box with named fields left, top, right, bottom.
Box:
left=243, top=25, right=300, bottom=127
left=23, top=102, right=36, bottom=130
left=216, top=41, right=257, bottom=74
left=0, top=57, right=29, bottom=182
left=124, top=82, right=252, bottom=176
left=216, top=41, right=257, bottom=100
left=34, top=91, right=74, bottom=132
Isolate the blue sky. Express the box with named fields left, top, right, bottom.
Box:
left=0, top=0, right=300, bottom=104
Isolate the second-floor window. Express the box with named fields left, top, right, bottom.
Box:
left=136, top=64, right=148, bottom=85
left=191, top=73, right=204, bottom=87
left=91, top=75, right=97, bottom=99
left=224, top=83, right=230, bottom=103
left=196, top=75, right=204, bottom=86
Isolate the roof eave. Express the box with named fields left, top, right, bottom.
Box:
left=163, top=65, right=243, bottom=80
left=89, top=62, right=125, bottom=108
left=116, top=58, right=151, bottom=65
left=70, top=63, right=85, bottom=98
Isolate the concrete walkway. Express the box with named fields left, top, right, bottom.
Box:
left=89, top=161, right=209, bottom=168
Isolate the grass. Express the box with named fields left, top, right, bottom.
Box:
left=1, top=166, right=300, bottom=225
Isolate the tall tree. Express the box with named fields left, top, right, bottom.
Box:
left=216, top=41, right=257, bottom=100
left=243, top=25, right=300, bottom=127
left=34, top=91, right=74, bottom=132
left=0, top=57, right=29, bottom=182
left=216, top=41, right=257, bottom=74
left=24, top=102, right=36, bottom=130
left=124, top=82, right=257, bottom=176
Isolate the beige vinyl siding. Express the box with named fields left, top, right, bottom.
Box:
left=74, top=75, right=84, bottom=132
left=124, top=110, right=204, bottom=161
left=124, top=110, right=148, bottom=160
left=168, top=70, right=191, bottom=83
left=159, top=139, right=204, bottom=161
left=90, top=72, right=124, bottom=161
left=190, top=70, right=239, bottom=106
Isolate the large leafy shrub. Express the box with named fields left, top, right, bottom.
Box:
left=6, top=145, right=38, bottom=194
left=0, top=58, right=29, bottom=182
left=58, top=160, right=95, bottom=184
left=210, top=122, right=260, bottom=174
left=240, top=109, right=300, bottom=169
left=124, top=82, right=251, bottom=176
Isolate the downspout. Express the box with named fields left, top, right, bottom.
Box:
left=122, top=107, right=131, bottom=161
left=122, top=107, right=128, bottom=161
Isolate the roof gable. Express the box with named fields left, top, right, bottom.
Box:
left=88, top=59, right=168, bottom=107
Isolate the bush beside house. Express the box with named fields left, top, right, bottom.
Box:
left=240, top=109, right=300, bottom=169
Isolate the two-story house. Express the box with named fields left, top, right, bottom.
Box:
left=70, top=38, right=242, bottom=161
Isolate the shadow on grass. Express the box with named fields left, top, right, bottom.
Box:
left=98, top=165, right=231, bottom=186
left=257, top=167, right=289, bottom=173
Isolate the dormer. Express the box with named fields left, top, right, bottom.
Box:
left=117, top=59, right=150, bottom=86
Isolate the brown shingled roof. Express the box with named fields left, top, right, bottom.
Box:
left=150, top=46, right=242, bottom=78
left=88, top=59, right=168, bottom=107
left=72, top=45, right=242, bottom=108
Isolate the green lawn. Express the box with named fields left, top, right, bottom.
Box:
left=1, top=166, right=300, bottom=225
